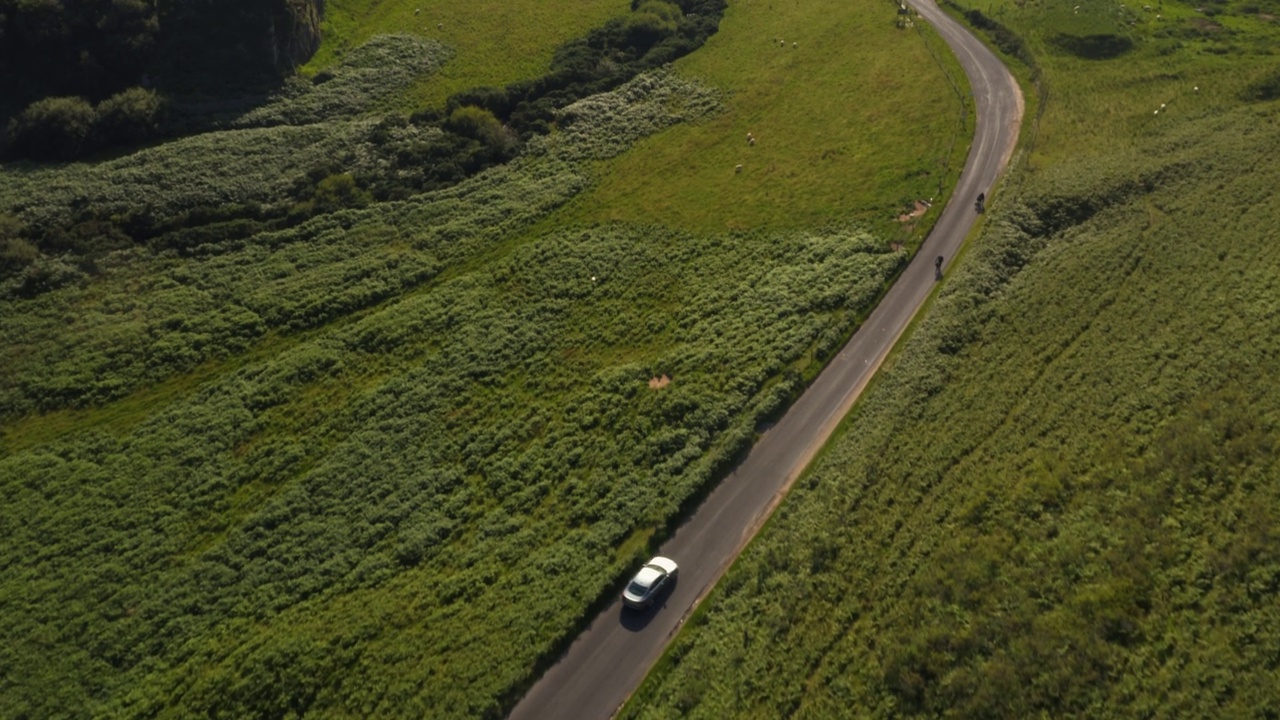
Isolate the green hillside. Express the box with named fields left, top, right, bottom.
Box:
left=306, top=0, right=634, bottom=110
left=624, top=0, right=1280, bottom=716
left=0, top=0, right=966, bottom=717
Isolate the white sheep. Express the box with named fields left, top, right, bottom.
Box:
left=735, top=164, right=744, bottom=173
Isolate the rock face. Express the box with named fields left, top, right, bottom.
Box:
left=0, top=0, right=325, bottom=101
left=270, top=0, right=326, bottom=73
left=155, top=0, right=326, bottom=89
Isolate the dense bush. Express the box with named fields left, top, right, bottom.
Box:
left=445, top=106, right=516, bottom=154
left=1242, top=67, right=1280, bottom=102
left=0, top=0, right=158, bottom=99
left=0, top=0, right=322, bottom=103
left=4, top=87, right=166, bottom=160
left=0, top=214, right=37, bottom=276
left=624, top=1, right=683, bottom=50
left=93, top=87, right=165, bottom=145
left=6, top=96, right=97, bottom=160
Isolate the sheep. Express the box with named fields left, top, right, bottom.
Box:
left=793, top=41, right=798, bottom=48
left=735, top=164, right=744, bottom=173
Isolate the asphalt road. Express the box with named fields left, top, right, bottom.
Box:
left=508, top=3, right=1022, bottom=718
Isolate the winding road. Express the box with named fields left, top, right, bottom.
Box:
left=508, top=2, right=1022, bottom=718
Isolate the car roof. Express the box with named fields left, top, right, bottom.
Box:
left=647, top=556, right=678, bottom=574
left=633, top=566, right=665, bottom=587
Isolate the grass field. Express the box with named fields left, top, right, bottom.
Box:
left=306, top=0, right=633, bottom=111
left=623, top=0, right=1280, bottom=716
left=557, top=0, right=971, bottom=236
left=0, top=1, right=969, bottom=717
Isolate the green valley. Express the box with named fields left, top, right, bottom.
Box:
left=0, top=0, right=969, bottom=717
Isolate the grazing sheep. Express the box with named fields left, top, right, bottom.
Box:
left=749, top=137, right=756, bottom=146
left=793, top=41, right=798, bottom=48
left=736, top=164, right=743, bottom=173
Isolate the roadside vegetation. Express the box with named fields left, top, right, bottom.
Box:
left=624, top=0, right=1280, bottom=716
left=0, top=0, right=964, bottom=717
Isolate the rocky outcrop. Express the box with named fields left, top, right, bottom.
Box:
left=270, top=0, right=326, bottom=73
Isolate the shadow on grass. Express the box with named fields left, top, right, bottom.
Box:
left=1050, top=33, right=1135, bottom=60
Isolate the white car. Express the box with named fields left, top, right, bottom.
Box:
left=623, top=556, right=678, bottom=610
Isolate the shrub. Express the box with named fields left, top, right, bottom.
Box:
left=1, top=237, right=39, bottom=276
left=444, top=105, right=518, bottom=158
left=6, top=96, right=97, bottom=160
left=94, top=86, right=166, bottom=145
left=1242, top=69, right=1280, bottom=103
left=624, top=1, right=682, bottom=50
left=311, top=173, right=373, bottom=213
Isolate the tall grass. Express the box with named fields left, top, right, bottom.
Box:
left=0, top=1, right=975, bottom=716
left=0, top=70, right=911, bottom=719
left=622, top=1, right=1280, bottom=716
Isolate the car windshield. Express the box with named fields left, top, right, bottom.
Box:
left=627, top=566, right=662, bottom=596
